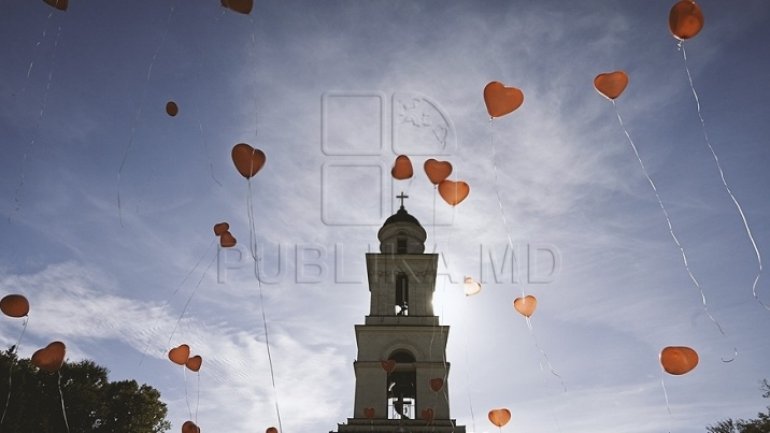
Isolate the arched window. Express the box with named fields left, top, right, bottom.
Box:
left=395, top=273, right=408, bottom=316
left=386, top=350, right=416, bottom=419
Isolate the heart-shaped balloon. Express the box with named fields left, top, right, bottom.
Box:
left=488, top=408, right=511, bottom=427
left=213, top=222, right=230, bottom=236
left=31, top=341, right=66, bottom=373
left=669, top=0, right=704, bottom=41
left=660, top=346, right=699, bottom=375
left=220, top=231, right=237, bottom=248
left=186, top=355, right=203, bottom=372
left=43, top=0, right=67, bottom=11
left=594, top=71, right=629, bottom=100
left=381, top=359, right=396, bottom=373
left=513, top=295, right=537, bottom=318
left=363, top=407, right=375, bottom=419
left=429, top=377, right=444, bottom=392
left=182, top=420, right=200, bottom=433
left=231, top=143, right=266, bottom=179
left=166, top=101, right=178, bottom=117
left=438, top=180, right=470, bottom=206
left=221, top=0, right=253, bottom=15
left=391, top=155, right=413, bottom=180
left=1, top=294, right=30, bottom=318
left=424, top=159, right=453, bottom=185
left=463, top=277, right=482, bottom=296
left=421, top=408, right=434, bottom=424
left=484, top=81, right=524, bottom=118
left=168, top=344, right=190, bottom=366
left=266, top=427, right=279, bottom=433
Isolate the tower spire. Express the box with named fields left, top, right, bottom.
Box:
left=396, top=192, right=409, bottom=209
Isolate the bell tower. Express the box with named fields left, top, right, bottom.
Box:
left=332, top=196, right=466, bottom=433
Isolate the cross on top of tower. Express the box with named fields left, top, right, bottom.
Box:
left=396, top=192, right=409, bottom=209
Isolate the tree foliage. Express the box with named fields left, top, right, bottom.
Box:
left=708, top=380, right=770, bottom=433
left=0, top=349, right=171, bottom=433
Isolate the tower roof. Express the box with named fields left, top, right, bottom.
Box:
left=383, top=205, right=422, bottom=228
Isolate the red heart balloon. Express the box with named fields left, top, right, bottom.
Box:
left=391, top=155, right=413, bottom=180
left=438, top=180, right=470, bottom=206
left=594, top=71, right=629, bottom=100
left=1, top=294, right=30, bottom=318
left=168, top=344, right=190, bottom=366
left=213, top=222, right=230, bottom=236
left=266, top=427, right=279, bottom=433
left=31, top=341, right=66, bottom=373
left=381, top=359, right=396, bottom=373
left=219, top=231, right=237, bottom=248
left=421, top=408, right=434, bottom=424
left=669, top=0, right=704, bottom=41
left=182, top=420, right=200, bottom=433
left=484, top=81, right=524, bottom=118
left=513, top=295, right=537, bottom=318
left=43, top=0, right=67, bottom=11
left=231, top=143, right=266, bottom=179
left=166, top=101, right=179, bottom=117
left=221, top=0, right=253, bottom=15
left=424, top=159, right=453, bottom=185
left=660, top=346, right=699, bottom=375
left=186, top=355, right=203, bottom=372
left=429, top=377, right=444, bottom=392
left=488, top=408, right=511, bottom=427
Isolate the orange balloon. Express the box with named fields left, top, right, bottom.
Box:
left=220, top=231, right=237, bottom=248
left=266, top=427, right=279, bottom=433
left=484, top=81, right=524, bottom=118
left=1, top=294, right=30, bottom=318
left=213, top=222, right=230, bottom=236
left=429, top=378, right=444, bottom=392
left=660, top=346, right=699, bottom=375
left=43, top=0, right=67, bottom=11
left=221, top=0, right=253, bottom=15
left=488, top=408, right=511, bottom=428
left=594, top=71, right=629, bottom=100
left=669, top=0, right=704, bottom=41
left=513, top=295, right=537, bottom=318
left=182, top=420, right=200, bottom=433
left=381, top=359, right=396, bottom=373
left=438, top=180, right=470, bottom=206
left=363, top=407, right=375, bottom=419
left=421, top=408, right=434, bottom=424
left=186, top=355, right=203, bottom=372
left=424, top=159, right=453, bottom=185
left=166, top=101, right=178, bottom=117
left=168, top=344, right=190, bottom=366
left=391, top=155, right=413, bottom=180
left=31, top=341, right=66, bottom=373
left=231, top=143, right=266, bottom=179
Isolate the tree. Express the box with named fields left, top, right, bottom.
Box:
left=708, top=380, right=770, bottom=433
left=0, top=349, right=171, bottom=433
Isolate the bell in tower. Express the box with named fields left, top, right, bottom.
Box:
left=330, top=194, right=466, bottom=433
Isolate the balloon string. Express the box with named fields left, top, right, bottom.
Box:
left=57, top=371, right=70, bottom=433
left=246, top=179, right=283, bottom=433
left=166, top=253, right=217, bottom=351
left=462, top=319, right=477, bottom=433
left=12, top=23, right=62, bottom=221
left=660, top=375, right=672, bottom=416
left=140, top=240, right=216, bottom=365
left=489, top=120, right=520, bottom=297
left=195, top=371, right=200, bottom=425
left=184, top=365, right=193, bottom=420
left=117, top=0, right=177, bottom=226
left=525, top=317, right=566, bottom=392
left=612, top=101, right=728, bottom=338
left=680, top=45, right=766, bottom=312
left=0, top=318, right=29, bottom=427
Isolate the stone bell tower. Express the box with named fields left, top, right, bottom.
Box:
left=332, top=195, right=466, bottom=433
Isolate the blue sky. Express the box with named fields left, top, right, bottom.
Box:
left=1, top=1, right=769, bottom=432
